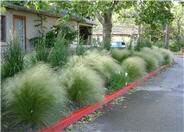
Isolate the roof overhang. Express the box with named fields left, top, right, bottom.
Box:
left=5, top=3, right=96, bottom=26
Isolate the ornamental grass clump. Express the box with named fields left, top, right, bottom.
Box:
left=23, top=52, right=37, bottom=68
left=4, top=63, right=66, bottom=129
left=1, top=38, right=24, bottom=81
left=59, top=64, right=105, bottom=105
left=48, top=32, right=70, bottom=67
left=141, top=47, right=164, bottom=66
left=122, top=57, right=146, bottom=81
left=67, top=50, right=121, bottom=81
left=160, top=48, right=174, bottom=65
left=85, top=50, right=121, bottom=80
left=133, top=52, right=158, bottom=72
left=111, top=48, right=131, bottom=63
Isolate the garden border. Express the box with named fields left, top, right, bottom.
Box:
left=36, top=64, right=169, bottom=132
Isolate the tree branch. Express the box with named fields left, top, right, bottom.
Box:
left=96, top=11, right=104, bottom=24
left=111, top=0, right=119, bottom=8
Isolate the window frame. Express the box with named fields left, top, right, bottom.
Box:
left=1, top=15, right=6, bottom=42
left=13, top=15, right=27, bottom=49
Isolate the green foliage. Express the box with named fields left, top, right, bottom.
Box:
left=169, top=42, right=180, bottom=52
left=67, top=50, right=121, bottom=81
left=25, top=1, right=51, bottom=11
left=59, top=64, right=105, bottom=105
left=153, top=41, right=165, bottom=48
left=135, top=39, right=152, bottom=51
left=30, top=24, right=77, bottom=48
left=0, top=1, right=6, bottom=12
left=107, top=71, right=129, bottom=94
left=160, top=48, right=174, bottom=65
left=48, top=32, right=70, bottom=67
left=111, top=49, right=131, bottom=63
left=23, top=52, right=37, bottom=68
left=76, top=45, right=86, bottom=56
left=34, top=36, right=50, bottom=63
left=8, top=1, right=25, bottom=6
left=135, top=1, right=174, bottom=27
left=84, top=50, right=121, bottom=80
left=104, top=40, right=111, bottom=51
left=122, top=57, right=146, bottom=81
left=3, top=64, right=66, bottom=130
left=34, top=14, right=47, bottom=35
left=135, top=1, right=174, bottom=42
left=141, top=47, right=164, bottom=66
left=180, top=40, right=184, bottom=48
left=55, top=24, right=78, bottom=43
left=133, top=52, right=158, bottom=72
left=53, top=1, right=135, bottom=49
left=1, top=38, right=24, bottom=81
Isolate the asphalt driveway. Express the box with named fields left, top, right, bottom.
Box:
left=71, top=56, right=184, bottom=132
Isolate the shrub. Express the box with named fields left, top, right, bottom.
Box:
left=30, top=24, right=77, bottom=48
left=59, top=64, right=105, bottom=105
left=107, top=71, right=129, bottom=94
left=154, top=41, right=165, bottom=48
left=4, top=63, right=66, bottom=129
left=160, top=48, right=174, bottom=65
left=133, top=52, right=158, bottom=72
left=48, top=32, right=70, bottom=67
left=169, top=42, right=179, bottom=52
left=122, top=57, right=146, bottom=81
left=135, top=39, right=152, bottom=51
left=181, top=40, right=184, bottom=48
left=111, top=48, right=131, bottom=63
left=76, top=44, right=86, bottom=56
left=1, top=38, right=24, bottom=80
left=141, top=47, right=164, bottom=66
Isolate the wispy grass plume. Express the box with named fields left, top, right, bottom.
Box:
left=141, top=47, right=164, bottom=66
left=111, top=48, right=131, bottom=63
left=133, top=51, right=159, bottom=72
left=4, top=63, right=66, bottom=130
left=122, top=57, right=146, bottom=81
left=160, top=48, right=174, bottom=65
left=67, top=50, right=121, bottom=81
left=59, top=64, right=105, bottom=105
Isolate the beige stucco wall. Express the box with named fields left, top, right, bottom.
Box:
left=0, top=8, right=79, bottom=53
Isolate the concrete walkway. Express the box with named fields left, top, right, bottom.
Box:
left=71, top=56, right=184, bottom=132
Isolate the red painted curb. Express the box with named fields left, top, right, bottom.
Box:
left=175, top=53, right=184, bottom=55
left=36, top=64, right=169, bottom=132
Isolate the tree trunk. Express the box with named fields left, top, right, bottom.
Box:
left=137, top=25, right=141, bottom=43
left=102, top=13, right=112, bottom=50
left=165, top=24, right=170, bottom=49
left=162, top=26, right=165, bottom=45
left=177, top=19, right=181, bottom=50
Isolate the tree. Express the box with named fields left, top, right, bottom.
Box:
left=4, top=1, right=134, bottom=50
left=172, top=2, right=184, bottom=49
left=53, top=1, right=135, bottom=50
left=134, top=0, right=174, bottom=47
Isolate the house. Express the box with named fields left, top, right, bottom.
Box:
left=0, top=3, right=95, bottom=54
left=93, top=24, right=138, bottom=45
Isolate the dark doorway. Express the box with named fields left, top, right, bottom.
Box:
left=79, top=25, right=92, bottom=45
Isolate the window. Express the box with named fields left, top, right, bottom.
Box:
left=1, top=16, right=6, bottom=42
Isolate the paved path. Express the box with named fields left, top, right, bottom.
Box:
left=71, top=56, right=184, bottom=132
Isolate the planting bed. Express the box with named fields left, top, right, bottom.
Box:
left=36, top=64, right=169, bottom=132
